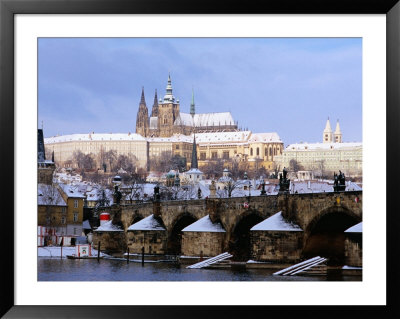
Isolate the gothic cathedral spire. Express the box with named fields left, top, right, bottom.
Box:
left=151, top=89, right=159, bottom=117
left=135, top=87, right=149, bottom=137
left=334, top=119, right=342, bottom=143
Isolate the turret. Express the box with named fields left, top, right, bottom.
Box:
left=151, top=89, right=159, bottom=117
left=323, top=117, right=333, bottom=143
left=190, top=88, right=195, bottom=117
left=334, top=119, right=342, bottom=143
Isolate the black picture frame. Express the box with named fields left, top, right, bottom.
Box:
left=1, top=0, right=399, bottom=318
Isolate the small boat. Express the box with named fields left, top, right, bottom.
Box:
left=66, top=255, right=103, bottom=260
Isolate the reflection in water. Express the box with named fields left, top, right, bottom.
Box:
left=38, top=258, right=361, bottom=282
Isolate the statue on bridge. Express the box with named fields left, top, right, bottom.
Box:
left=333, top=170, right=346, bottom=192
left=279, top=167, right=290, bottom=194
left=113, top=185, right=122, bottom=205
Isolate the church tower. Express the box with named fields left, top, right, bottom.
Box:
left=157, top=73, right=180, bottom=137
left=135, top=87, right=149, bottom=137
left=322, top=117, right=333, bottom=143
left=334, top=119, right=342, bottom=143
left=151, top=89, right=159, bottom=117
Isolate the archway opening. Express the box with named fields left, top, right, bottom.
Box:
left=303, top=212, right=359, bottom=265
left=230, top=213, right=263, bottom=261
left=168, top=214, right=197, bottom=255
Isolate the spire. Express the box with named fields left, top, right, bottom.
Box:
left=323, top=117, right=333, bottom=143
left=151, top=89, right=159, bottom=117
left=191, top=135, right=198, bottom=169
left=190, top=88, right=195, bottom=117
left=163, top=72, right=175, bottom=103
left=324, top=117, right=332, bottom=133
left=334, top=119, right=341, bottom=134
left=334, top=119, right=342, bottom=143
left=140, top=87, right=146, bottom=105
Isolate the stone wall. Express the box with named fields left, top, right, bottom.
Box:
left=251, top=230, right=304, bottom=263
left=344, top=234, right=362, bottom=267
left=181, top=232, right=226, bottom=257
left=127, top=230, right=168, bottom=255
left=92, top=231, right=127, bottom=253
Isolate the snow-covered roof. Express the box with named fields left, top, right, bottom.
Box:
left=37, top=184, right=67, bottom=206
left=182, top=215, right=225, bottom=232
left=94, top=220, right=123, bottom=232
left=82, top=220, right=91, bottom=230
left=285, top=142, right=362, bottom=151
left=45, top=133, right=146, bottom=144
left=251, top=211, right=302, bottom=231
left=187, top=168, right=203, bottom=174
left=147, top=134, right=193, bottom=143
left=149, top=117, right=158, bottom=129
left=248, top=132, right=282, bottom=143
left=345, top=222, right=362, bottom=233
left=194, top=131, right=251, bottom=143
left=127, top=214, right=166, bottom=231
left=175, top=112, right=235, bottom=128
left=57, top=183, right=86, bottom=198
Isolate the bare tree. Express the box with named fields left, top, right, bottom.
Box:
left=289, top=159, right=303, bottom=172
left=104, top=150, right=117, bottom=172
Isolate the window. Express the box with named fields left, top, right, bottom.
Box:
left=223, top=151, right=229, bottom=159
left=73, top=228, right=77, bottom=235
left=61, top=216, right=66, bottom=224
left=250, top=148, right=253, bottom=156
left=62, top=207, right=66, bottom=214
left=74, top=200, right=78, bottom=208
left=73, top=212, right=78, bottom=222
left=256, top=148, right=259, bottom=156
left=211, top=152, right=218, bottom=159
left=175, top=145, right=179, bottom=150
left=265, top=148, right=268, bottom=156
left=200, top=152, right=206, bottom=160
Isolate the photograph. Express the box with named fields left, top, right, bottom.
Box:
left=37, top=37, right=363, bottom=282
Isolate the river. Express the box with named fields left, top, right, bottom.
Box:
left=38, top=258, right=361, bottom=281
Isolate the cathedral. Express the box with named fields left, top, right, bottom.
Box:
left=136, top=74, right=238, bottom=137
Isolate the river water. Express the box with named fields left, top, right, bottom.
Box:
left=38, top=258, right=361, bottom=281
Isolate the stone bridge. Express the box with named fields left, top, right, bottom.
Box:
left=96, top=190, right=362, bottom=262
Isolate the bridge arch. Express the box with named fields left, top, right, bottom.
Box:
left=167, top=212, right=198, bottom=255
left=303, top=205, right=361, bottom=265
left=228, top=209, right=264, bottom=261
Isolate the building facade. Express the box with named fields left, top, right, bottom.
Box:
left=275, top=119, right=362, bottom=177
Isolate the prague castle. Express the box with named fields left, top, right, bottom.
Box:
left=45, top=74, right=283, bottom=172
left=136, top=74, right=238, bottom=137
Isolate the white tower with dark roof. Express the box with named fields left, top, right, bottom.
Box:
left=322, top=117, right=333, bottom=143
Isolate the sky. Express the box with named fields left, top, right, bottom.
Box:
left=38, top=38, right=362, bottom=146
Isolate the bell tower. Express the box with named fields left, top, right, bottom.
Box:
left=158, top=73, right=180, bottom=137
left=322, top=117, right=333, bottom=143
left=334, top=119, right=342, bottom=143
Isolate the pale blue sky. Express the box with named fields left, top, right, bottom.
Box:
left=38, top=38, right=362, bottom=145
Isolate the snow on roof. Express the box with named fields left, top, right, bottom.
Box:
left=285, top=142, right=362, bottom=151
left=175, top=112, right=235, bottom=128
left=82, top=220, right=91, bottom=230
left=248, top=132, right=282, bottom=143
left=147, top=134, right=193, bottom=143
left=345, top=222, right=362, bottom=233
left=194, top=131, right=251, bottom=143
left=58, top=183, right=86, bottom=198
left=37, top=184, right=67, bottom=206
left=95, top=220, right=123, bottom=232
left=44, top=133, right=146, bottom=144
left=182, top=215, right=225, bottom=232
left=290, top=181, right=334, bottom=194
left=251, top=211, right=302, bottom=231
left=187, top=168, right=203, bottom=174
left=127, top=214, right=166, bottom=231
